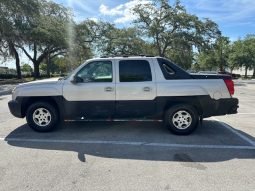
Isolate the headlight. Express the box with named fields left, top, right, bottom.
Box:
left=12, top=87, right=17, bottom=100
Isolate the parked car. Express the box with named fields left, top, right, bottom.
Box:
left=8, top=56, right=238, bottom=135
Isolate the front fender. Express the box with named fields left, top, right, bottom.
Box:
left=13, top=84, right=63, bottom=100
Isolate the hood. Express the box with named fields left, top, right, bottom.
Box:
left=12, top=77, right=64, bottom=100
left=18, top=78, right=61, bottom=87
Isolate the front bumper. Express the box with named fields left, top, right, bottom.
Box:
left=8, top=100, right=23, bottom=118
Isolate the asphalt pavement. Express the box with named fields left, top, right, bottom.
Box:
left=0, top=84, right=15, bottom=96
left=0, top=82, right=255, bottom=191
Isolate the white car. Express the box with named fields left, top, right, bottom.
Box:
left=8, top=56, right=238, bottom=135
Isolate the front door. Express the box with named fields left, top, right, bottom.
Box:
left=115, top=59, right=157, bottom=118
left=63, top=60, right=115, bottom=119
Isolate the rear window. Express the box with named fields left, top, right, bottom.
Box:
left=119, top=60, right=152, bottom=82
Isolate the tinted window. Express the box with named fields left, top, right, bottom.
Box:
left=76, top=61, right=112, bottom=83
left=119, top=60, right=152, bottom=82
left=157, top=58, right=191, bottom=80
left=162, top=64, right=175, bottom=75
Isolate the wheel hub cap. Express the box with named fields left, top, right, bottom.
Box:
left=172, top=110, right=192, bottom=130
left=33, top=108, right=51, bottom=127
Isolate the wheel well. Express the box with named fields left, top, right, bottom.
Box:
left=21, top=96, right=60, bottom=117
left=163, top=99, right=203, bottom=117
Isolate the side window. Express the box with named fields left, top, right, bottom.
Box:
left=162, top=64, right=175, bottom=75
left=157, top=58, right=191, bottom=80
left=119, top=60, right=152, bottom=82
left=76, top=61, right=112, bottom=83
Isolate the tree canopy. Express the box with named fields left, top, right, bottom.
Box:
left=0, top=0, right=39, bottom=78
left=0, top=0, right=255, bottom=78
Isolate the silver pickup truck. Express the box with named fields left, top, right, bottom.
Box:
left=8, top=56, right=238, bottom=135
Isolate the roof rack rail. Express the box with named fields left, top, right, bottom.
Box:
left=100, top=54, right=155, bottom=58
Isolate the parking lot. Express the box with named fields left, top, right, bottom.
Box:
left=0, top=81, right=255, bottom=191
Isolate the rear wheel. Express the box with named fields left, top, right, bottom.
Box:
left=164, top=104, right=199, bottom=135
left=26, top=102, right=59, bottom=132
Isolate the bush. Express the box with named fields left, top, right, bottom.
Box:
left=0, top=74, right=19, bottom=79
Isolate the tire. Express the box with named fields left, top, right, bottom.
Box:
left=26, top=102, right=59, bottom=132
left=164, top=104, right=199, bottom=135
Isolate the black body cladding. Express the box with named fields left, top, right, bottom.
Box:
left=9, top=95, right=238, bottom=120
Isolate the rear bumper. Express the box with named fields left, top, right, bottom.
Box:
left=202, top=97, right=239, bottom=118
left=8, top=100, right=23, bottom=118
left=214, top=98, right=238, bottom=115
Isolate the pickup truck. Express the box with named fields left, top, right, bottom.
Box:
left=8, top=56, right=238, bottom=135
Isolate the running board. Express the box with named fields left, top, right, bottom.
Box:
left=64, top=119, right=163, bottom=122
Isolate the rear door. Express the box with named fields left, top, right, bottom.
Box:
left=115, top=59, right=157, bottom=118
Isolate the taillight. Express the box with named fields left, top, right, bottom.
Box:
left=224, top=79, right=234, bottom=96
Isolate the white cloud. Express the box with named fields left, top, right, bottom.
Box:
left=99, top=0, right=151, bottom=24
left=99, top=4, right=124, bottom=16
left=88, top=17, right=99, bottom=22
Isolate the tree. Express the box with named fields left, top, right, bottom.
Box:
left=0, top=0, right=39, bottom=79
left=17, top=0, right=70, bottom=78
left=194, top=51, right=216, bottom=71
left=196, top=36, right=230, bottom=71
left=228, top=35, right=255, bottom=77
left=53, top=57, right=69, bottom=74
left=96, top=25, right=153, bottom=56
left=40, top=56, right=69, bottom=75
left=244, top=35, right=255, bottom=77
left=133, top=0, right=220, bottom=59
left=67, top=19, right=102, bottom=69
left=164, top=40, right=193, bottom=69
left=21, top=63, right=32, bottom=74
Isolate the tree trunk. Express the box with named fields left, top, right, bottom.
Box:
left=245, top=66, right=248, bottom=78
left=33, top=62, right=40, bottom=79
left=253, top=67, right=255, bottom=77
left=47, top=53, right=50, bottom=78
left=219, top=64, right=224, bottom=72
left=219, top=48, right=224, bottom=72
left=14, top=49, right=22, bottom=79
left=9, top=42, right=22, bottom=79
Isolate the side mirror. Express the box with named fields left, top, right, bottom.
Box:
left=71, top=76, right=83, bottom=84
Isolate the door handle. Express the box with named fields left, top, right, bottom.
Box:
left=105, top=87, right=114, bottom=92
left=143, top=87, right=151, bottom=92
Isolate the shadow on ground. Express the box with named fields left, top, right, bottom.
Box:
left=5, top=120, right=255, bottom=164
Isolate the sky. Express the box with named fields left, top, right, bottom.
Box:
left=54, top=0, right=255, bottom=41
left=3, top=0, right=255, bottom=68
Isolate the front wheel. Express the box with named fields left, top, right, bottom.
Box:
left=26, top=102, right=59, bottom=132
left=164, top=104, right=199, bottom=135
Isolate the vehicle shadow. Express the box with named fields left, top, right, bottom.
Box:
left=5, top=120, right=255, bottom=163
